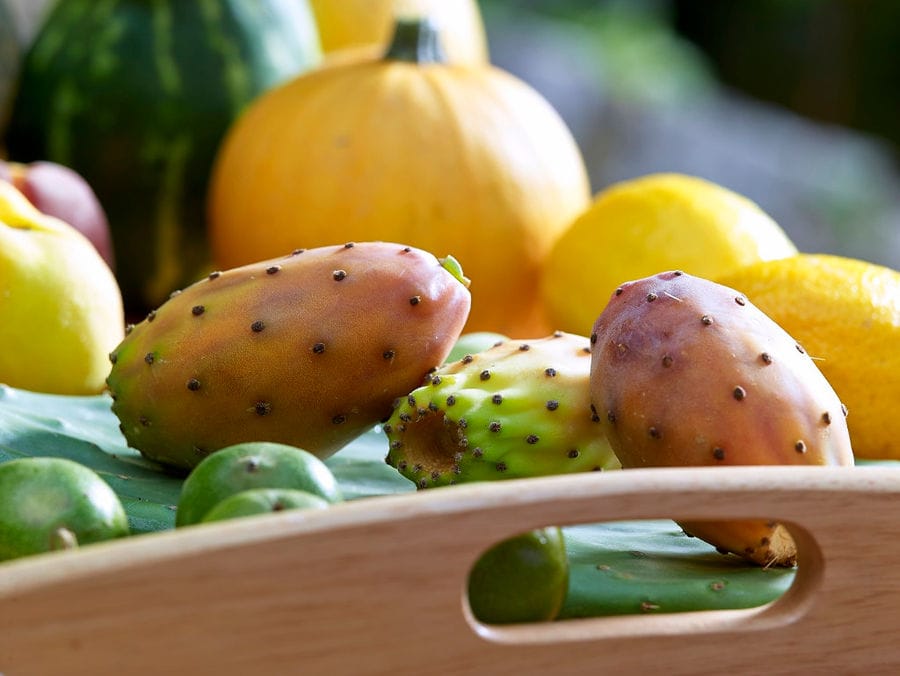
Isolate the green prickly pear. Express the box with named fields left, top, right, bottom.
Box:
left=106, top=242, right=471, bottom=469
left=385, top=331, right=620, bottom=488
left=589, top=270, right=854, bottom=567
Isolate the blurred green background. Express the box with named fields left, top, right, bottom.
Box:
left=479, top=0, right=900, bottom=270
left=3, top=0, right=898, bottom=269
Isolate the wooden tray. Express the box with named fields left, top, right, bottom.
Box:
left=1, top=464, right=899, bottom=675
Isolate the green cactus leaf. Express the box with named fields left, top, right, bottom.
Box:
left=0, top=385, right=411, bottom=534
left=560, top=520, right=796, bottom=617
left=0, top=384, right=885, bottom=617
left=0, top=385, right=183, bottom=534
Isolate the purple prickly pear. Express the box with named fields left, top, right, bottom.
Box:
left=589, top=270, right=854, bottom=566
left=106, top=242, right=471, bottom=469
left=385, top=331, right=619, bottom=489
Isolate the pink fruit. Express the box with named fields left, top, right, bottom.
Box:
left=0, top=159, right=114, bottom=268
left=589, top=270, right=854, bottom=566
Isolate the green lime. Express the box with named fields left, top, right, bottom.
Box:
left=0, top=457, right=129, bottom=561
left=467, top=526, right=569, bottom=625
left=200, top=488, right=330, bottom=523
left=175, top=442, right=343, bottom=526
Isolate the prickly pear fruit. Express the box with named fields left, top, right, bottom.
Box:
left=589, top=270, right=854, bottom=567
left=107, top=242, right=471, bottom=469
left=385, top=331, right=620, bottom=488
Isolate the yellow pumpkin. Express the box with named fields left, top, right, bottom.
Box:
left=310, top=0, right=488, bottom=65
left=207, top=19, right=591, bottom=336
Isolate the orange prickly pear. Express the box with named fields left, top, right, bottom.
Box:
left=589, top=270, right=854, bottom=566
left=106, top=242, right=471, bottom=469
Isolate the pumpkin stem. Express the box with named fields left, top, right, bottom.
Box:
left=383, top=17, right=446, bottom=64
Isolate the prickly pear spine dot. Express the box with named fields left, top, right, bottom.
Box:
left=545, top=368, right=557, bottom=377
left=192, top=305, right=205, bottom=316
left=266, top=265, right=281, bottom=275
left=383, top=349, right=395, bottom=360
left=701, top=314, right=714, bottom=326
left=712, top=447, right=726, bottom=460
left=491, top=394, right=503, bottom=404
left=333, top=270, right=347, bottom=281
left=822, top=411, right=832, bottom=425
left=255, top=401, right=272, bottom=416
left=332, top=415, right=346, bottom=425
left=568, top=449, right=579, bottom=458
left=312, top=342, right=325, bottom=354
left=526, top=434, right=539, bottom=444
left=489, top=421, right=501, bottom=432
left=480, top=370, right=491, bottom=381
left=733, top=386, right=747, bottom=401
left=646, top=292, right=658, bottom=302
left=186, top=378, right=200, bottom=391
left=760, top=352, right=773, bottom=364
left=795, top=440, right=807, bottom=453
left=546, top=400, right=559, bottom=411
left=648, top=426, right=662, bottom=439
left=144, top=352, right=154, bottom=365
left=735, top=296, right=746, bottom=306
left=251, top=320, right=265, bottom=333
left=208, top=271, right=221, bottom=280
left=409, top=295, right=421, bottom=306
left=662, top=354, right=673, bottom=367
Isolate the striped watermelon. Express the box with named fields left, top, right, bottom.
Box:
left=4, top=0, right=322, bottom=315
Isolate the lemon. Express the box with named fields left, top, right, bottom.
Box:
left=0, top=181, right=124, bottom=394
left=540, top=173, right=798, bottom=335
left=716, top=253, right=900, bottom=461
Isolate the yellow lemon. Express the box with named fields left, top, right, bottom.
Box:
left=716, top=253, right=900, bottom=461
left=0, top=181, right=124, bottom=394
left=540, top=173, right=798, bottom=335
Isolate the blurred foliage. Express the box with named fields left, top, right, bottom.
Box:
left=673, top=0, right=900, bottom=158
left=480, top=0, right=715, bottom=106
left=479, top=0, right=900, bottom=269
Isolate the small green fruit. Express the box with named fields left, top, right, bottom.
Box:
left=0, top=457, right=129, bottom=561
left=176, top=442, right=343, bottom=526
left=201, top=488, right=330, bottom=523
left=467, top=526, right=569, bottom=625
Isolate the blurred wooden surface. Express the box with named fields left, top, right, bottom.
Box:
left=2, top=465, right=899, bottom=674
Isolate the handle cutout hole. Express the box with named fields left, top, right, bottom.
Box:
left=464, top=517, right=819, bottom=641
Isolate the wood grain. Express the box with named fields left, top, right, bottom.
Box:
left=1, top=465, right=898, bottom=675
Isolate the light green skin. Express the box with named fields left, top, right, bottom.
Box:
left=444, top=332, right=509, bottom=364
left=176, top=442, right=343, bottom=527
left=385, top=332, right=620, bottom=488
left=468, top=526, right=569, bottom=625
left=200, top=488, right=330, bottom=523
left=0, top=457, right=129, bottom=561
